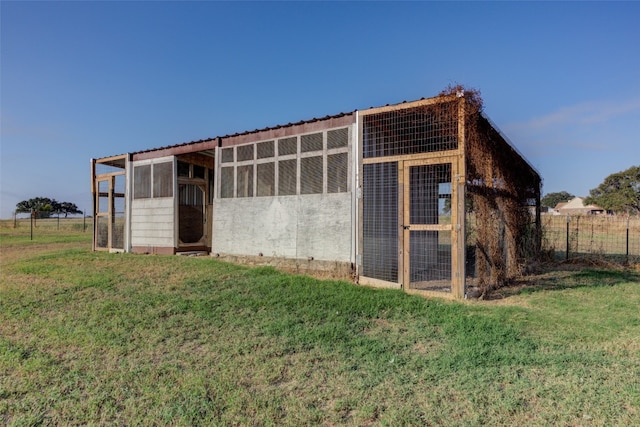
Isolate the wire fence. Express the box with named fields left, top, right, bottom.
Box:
left=3, top=214, right=638, bottom=267
left=542, top=214, right=640, bottom=264
left=1, top=216, right=93, bottom=234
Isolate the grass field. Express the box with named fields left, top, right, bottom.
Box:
left=1, top=228, right=639, bottom=425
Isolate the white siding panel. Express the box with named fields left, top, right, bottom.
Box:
left=212, top=193, right=351, bottom=262
left=131, top=197, right=174, bottom=247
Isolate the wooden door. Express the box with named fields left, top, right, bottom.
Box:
left=402, top=158, right=457, bottom=294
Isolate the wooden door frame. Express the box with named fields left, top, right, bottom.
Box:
left=401, top=157, right=463, bottom=298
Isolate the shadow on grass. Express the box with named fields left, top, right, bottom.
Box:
left=487, top=262, right=640, bottom=299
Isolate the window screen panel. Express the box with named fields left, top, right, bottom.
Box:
left=278, top=137, right=297, bottom=156
left=221, top=147, right=234, bottom=163
left=153, top=162, right=173, bottom=198
left=257, top=140, right=275, bottom=159
left=237, top=144, right=254, bottom=162
left=327, top=128, right=348, bottom=149
left=220, top=166, right=234, bottom=198
left=300, top=156, right=323, bottom=194
left=134, top=165, right=151, bottom=199
left=257, top=163, right=275, bottom=197
left=301, top=132, right=323, bottom=153
left=236, top=165, right=253, bottom=198
left=278, top=159, right=297, bottom=196
left=327, top=153, right=348, bottom=193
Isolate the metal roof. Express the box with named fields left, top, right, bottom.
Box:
left=129, top=111, right=355, bottom=158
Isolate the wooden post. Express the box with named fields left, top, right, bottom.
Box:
left=398, top=161, right=405, bottom=287
left=30, top=210, right=34, bottom=241
left=455, top=95, right=466, bottom=299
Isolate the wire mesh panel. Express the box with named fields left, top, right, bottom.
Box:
left=278, top=137, right=297, bottom=156
left=237, top=145, right=254, bottom=162
left=112, top=174, right=126, bottom=250
left=407, top=163, right=452, bottom=292
left=327, top=153, right=348, bottom=193
left=96, top=216, right=108, bottom=249
left=153, top=162, right=173, bottom=198
left=220, top=167, right=234, bottom=198
left=362, top=102, right=458, bottom=159
left=327, top=128, right=349, bottom=149
left=300, top=156, right=323, bottom=194
left=257, top=162, right=275, bottom=197
left=301, top=132, right=323, bottom=153
left=362, top=162, right=398, bottom=283
left=257, top=140, right=275, bottom=159
left=236, top=165, right=253, bottom=198
left=133, top=165, right=151, bottom=199
left=221, top=147, right=234, bottom=163
left=278, top=159, right=297, bottom=196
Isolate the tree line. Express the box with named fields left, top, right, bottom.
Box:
left=542, top=165, right=640, bottom=214
left=15, top=197, right=83, bottom=219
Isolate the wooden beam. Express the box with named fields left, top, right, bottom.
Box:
left=358, top=94, right=459, bottom=117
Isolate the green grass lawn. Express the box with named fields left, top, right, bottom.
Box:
left=1, top=231, right=639, bottom=425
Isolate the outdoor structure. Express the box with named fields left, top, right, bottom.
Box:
left=91, top=89, right=542, bottom=299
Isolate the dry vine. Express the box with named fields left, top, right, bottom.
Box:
left=440, top=84, right=542, bottom=296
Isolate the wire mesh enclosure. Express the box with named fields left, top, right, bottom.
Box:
left=360, top=90, right=541, bottom=298
left=361, top=97, right=462, bottom=295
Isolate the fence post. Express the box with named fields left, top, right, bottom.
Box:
left=627, top=216, right=630, bottom=265
left=83, top=211, right=86, bottom=232
left=565, top=215, right=570, bottom=261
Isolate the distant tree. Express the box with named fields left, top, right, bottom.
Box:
left=584, top=165, right=640, bottom=214
left=51, top=201, right=82, bottom=218
left=16, top=197, right=83, bottom=221
left=15, top=197, right=54, bottom=223
left=541, top=191, right=574, bottom=209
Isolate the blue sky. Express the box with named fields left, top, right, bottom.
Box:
left=1, top=1, right=639, bottom=218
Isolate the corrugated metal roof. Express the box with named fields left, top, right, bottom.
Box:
left=93, top=95, right=455, bottom=161
left=130, top=110, right=355, bottom=157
